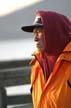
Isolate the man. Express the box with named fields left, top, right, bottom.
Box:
left=21, top=10, right=71, bottom=108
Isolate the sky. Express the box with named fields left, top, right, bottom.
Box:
left=0, top=0, right=43, bottom=16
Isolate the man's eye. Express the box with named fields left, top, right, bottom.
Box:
left=37, top=31, right=40, bottom=33
left=37, top=30, right=42, bottom=33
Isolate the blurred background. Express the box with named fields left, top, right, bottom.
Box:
left=0, top=0, right=71, bottom=61
left=0, top=0, right=71, bottom=108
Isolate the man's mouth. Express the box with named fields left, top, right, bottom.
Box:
left=34, top=38, right=38, bottom=41
left=35, top=41, right=39, bottom=44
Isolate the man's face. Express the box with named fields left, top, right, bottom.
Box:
left=33, top=27, right=45, bottom=52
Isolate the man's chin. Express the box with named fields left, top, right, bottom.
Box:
left=37, top=47, right=44, bottom=52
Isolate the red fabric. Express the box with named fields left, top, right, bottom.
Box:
left=35, top=52, right=57, bottom=81
left=35, top=11, right=71, bottom=81
left=36, top=11, right=71, bottom=55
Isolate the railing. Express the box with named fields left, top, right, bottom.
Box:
left=0, top=66, right=31, bottom=87
left=0, top=59, right=33, bottom=108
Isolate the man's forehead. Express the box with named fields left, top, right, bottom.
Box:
left=33, top=27, right=43, bottom=32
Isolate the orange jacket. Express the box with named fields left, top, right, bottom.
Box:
left=30, top=42, right=71, bottom=108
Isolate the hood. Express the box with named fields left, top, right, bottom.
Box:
left=36, top=10, right=71, bottom=55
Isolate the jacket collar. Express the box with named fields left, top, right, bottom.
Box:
left=63, top=42, right=71, bottom=52
left=57, top=42, right=71, bottom=61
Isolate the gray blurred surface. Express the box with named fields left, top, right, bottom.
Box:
left=7, top=103, right=33, bottom=108
left=7, top=94, right=32, bottom=105
left=0, top=59, right=32, bottom=106
left=0, top=0, right=71, bottom=41
left=0, top=0, right=71, bottom=61
left=0, top=59, right=31, bottom=87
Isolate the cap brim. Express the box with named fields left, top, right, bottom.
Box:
left=21, top=24, right=43, bottom=32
